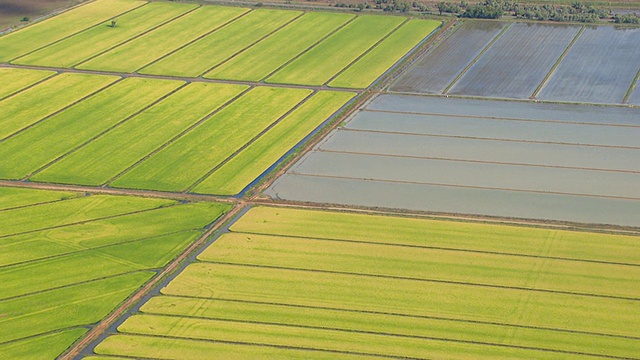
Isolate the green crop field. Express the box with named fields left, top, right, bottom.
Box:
left=0, top=187, right=230, bottom=359
left=140, top=9, right=301, bottom=77
left=265, top=15, right=405, bottom=86
left=0, top=0, right=145, bottom=62
left=32, top=82, right=248, bottom=186
left=328, top=19, right=441, bottom=89
left=111, top=86, right=313, bottom=192
left=0, top=68, right=55, bottom=99
left=203, top=12, right=355, bottom=82
left=13, top=2, right=195, bottom=68
left=192, top=90, right=356, bottom=195
left=91, top=206, right=640, bottom=359
left=0, top=72, right=118, bottom=139
left=76, top=6, right=249, bottom=73
left=0, top=77, right=183, bottom=179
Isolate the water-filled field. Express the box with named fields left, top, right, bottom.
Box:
left=267, top=94, right=640, bottom=226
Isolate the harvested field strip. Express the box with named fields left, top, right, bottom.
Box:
left=0, top=272, right=153, bottom=345
left=328, top=19, right=441, bottom=89
left=163, top=263, right=639, bottom=338
left=0, top=73, right=118, bottom=139
left=141, top=296, right=639, bottom=359
left=76, top=6, right=249, bottom=73
left=344, top=111, right=640, bottom=149
left=32, top=83, right=248, bottom=186
left=0, top=328, right=88, bottom=360
left=199, top=233, right=640, bottom=299
left=0, top=77, right=182, bottom=180
left=0, top=68, right=56, bottom=99
left=13, top=2, right=196, bottom=68
left=448, top=23, right=580, bottom=98
left=231, top=207, right=640, bottom=266
left=0, top=0, right=145, bottom=62
left=94, top=334, right=387, bottom=360
left=0, top=194, right=175, bottom=238
left=203, top=12, right=355, bottom=82
left=117, top=314, right=599, bottom=360
left=390, top=21, right=506, bottom=94
left=266, top=15, right=405, bottom=86
left=0, top=187, right=78, bottom=211
left=140, top=9, right=301, bottom=77
left=112, top=86, right=312, bottom=192
left=192, top=90, right=356, bottom=195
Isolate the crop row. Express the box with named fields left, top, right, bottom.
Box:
left=0, top=187, right=230, bottom=359
left=0, top=0, right=440, bottom=89
left=91, top=206, right=640, bottom=359
left=0, top=70, right=355, bottom=195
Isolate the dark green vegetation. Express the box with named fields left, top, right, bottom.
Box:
left=0, top=187, right=230, bottom=358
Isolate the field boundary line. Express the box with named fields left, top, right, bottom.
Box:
left=196, top=12, right=306, bottom=78
left=288, top=172, right=640, bottom=201
left=133, top=9, right=253, bottom=74
left=442, top=22, right=511, bottom=95
left=258, top=14, right=358, bottom=82
left=0, top=269, right=155, bottom=303
left=60, top=202, right=248, bottom=360
left=622, top=66, right=640, bottom=104
left=336, top=127, right=640, bottom=151
left=365, top=107, right=640, bottom=128
left=0, top=76, right=124, bottom=142
left=531, top=26, right=585, bottom=99
left=322, top=17, right=410, bottom=87
left=0, top=63, right=360, bottom=92
left=70, top=5, right=203, bottom=69
left=6, top=2, right=150, bottom=64
left=0, top=202, right=184, bottom=240
left=226, top=230, right=640, bottom=268
left=0, top=325, right=90, bottom=348
left=317, top=147, right=640, bottom=174
left=166, top=295, right=640, bottom=341
left=24, top=82, right=191, bottom=180
left=103, top=86, right=254, bottom=187
left=202, top=261, right=640, bottom=301
left=0, top=194, right=82, bottom=213
left=0, top=229, right=200, bottom=270
left=135, top=313, right=634, bottom=360
left=185, top=90, right=318, bottom=193
left=0, top=70, right=59, bottom=101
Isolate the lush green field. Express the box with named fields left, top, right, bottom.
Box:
left=265, top=15, right=405, bottom=86
left=0, top=68, right=55, bottom=99
left=32, top=82, right=248, bottom=186
left=192, top=90, right=356, bottom=195
left=0, top=0, right=144, bottom=62
left=140, top=9, right=301, bottom=77
left=91, top=206, right=640, bottom=359
left=0, top=185, right=77, bottom=210
left=13, top=2, right=194, bottom=68
left=77, top=6, right=249, bottom=73
left=203, top=12, right=354, bottom=82
left=0, top=72, right=118, bottom=139
left=112, top=86, right=312, bottom=192
left=328, top=19, right=441, bottom=89
left=0, top=187, right=230, bottom=358
left=0, top=77, right=182, bottom=179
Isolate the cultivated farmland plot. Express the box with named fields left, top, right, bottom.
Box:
left=89, top=206, right=640, bottom=359
left=0, top=186, right=230, bottom=359
left=267, top=94, right=640, bottom=227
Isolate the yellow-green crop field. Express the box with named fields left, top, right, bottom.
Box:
left=0, top=187, right=230, bottom=359
left=92, top=206, right=640, bottom=359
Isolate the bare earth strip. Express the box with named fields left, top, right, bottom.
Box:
left=0, top=0, right=145, bottom=62
left=76, top=6, right=249, bottom=73
left=13, top=2, right=197, bottom=68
